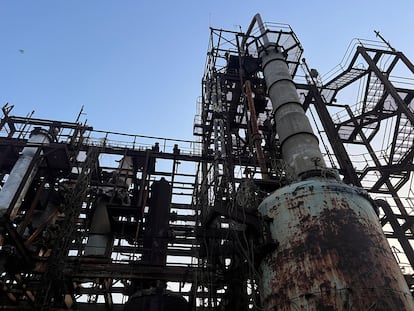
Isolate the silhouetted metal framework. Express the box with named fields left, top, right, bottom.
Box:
left=0, top=106, right=206, bottom=310
left=192, top=23, right=305, bottom=310
left=195, top=25, right=414, bottom=308
left=299, top=38, right=414, bottom=290
left=0, top=18, right=414, bottom=311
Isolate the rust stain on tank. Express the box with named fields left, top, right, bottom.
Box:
left=259, top=179, right=414, bottom=310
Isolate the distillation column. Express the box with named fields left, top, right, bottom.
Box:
left=249, top=14, right=414, bottom=310
left=0, top=127, right=51, bottom=220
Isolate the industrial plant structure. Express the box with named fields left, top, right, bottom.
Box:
left=1, top=14, right=414, bottom=310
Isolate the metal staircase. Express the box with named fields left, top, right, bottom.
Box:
left=392, top=114, right=414, bottom=164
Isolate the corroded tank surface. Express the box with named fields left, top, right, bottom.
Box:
left=258, top=178, right=414, bottom=310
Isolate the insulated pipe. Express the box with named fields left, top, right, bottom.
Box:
left=250, top=14, right=414, bottom=311
left=261, top=49, right=326, bottom=178
left=242, top=13, right=269, bottom=48
left=0, top=128, right=51, bottom=220
left=247, top=14, right=326, bottom=179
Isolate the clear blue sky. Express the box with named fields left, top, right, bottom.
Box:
left=1, top=1, right=413, bottom=140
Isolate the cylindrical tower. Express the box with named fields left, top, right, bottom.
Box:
left=84, top=195, right=113, bottom=257
left=259, top=179, right=414, bottom=310
left=0, top=127, right=51, bottom=220
left=247, top=14, right=414, bottom=310
left=260, top=45, right=326, bottom=179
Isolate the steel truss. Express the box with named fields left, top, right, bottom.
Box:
left=0, top=20, right=414, bottom=311
left=300, top=39, right=414, bottom=290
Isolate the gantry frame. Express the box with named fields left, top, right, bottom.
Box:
left=0, top=20, right=414, bottom=311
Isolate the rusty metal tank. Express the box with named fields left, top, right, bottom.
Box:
left=258, top=178, right=414, bottom=310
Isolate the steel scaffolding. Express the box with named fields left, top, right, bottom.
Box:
left=0, top=17, right=414, bottom=310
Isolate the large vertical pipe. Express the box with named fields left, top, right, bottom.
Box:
left=0, top=127, right=51, bottom=220
left=249, top=14, right=414, bottom=310
left=260, top=45, right=326, bottom=179
left=244, top=14, right=326, bottom=179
